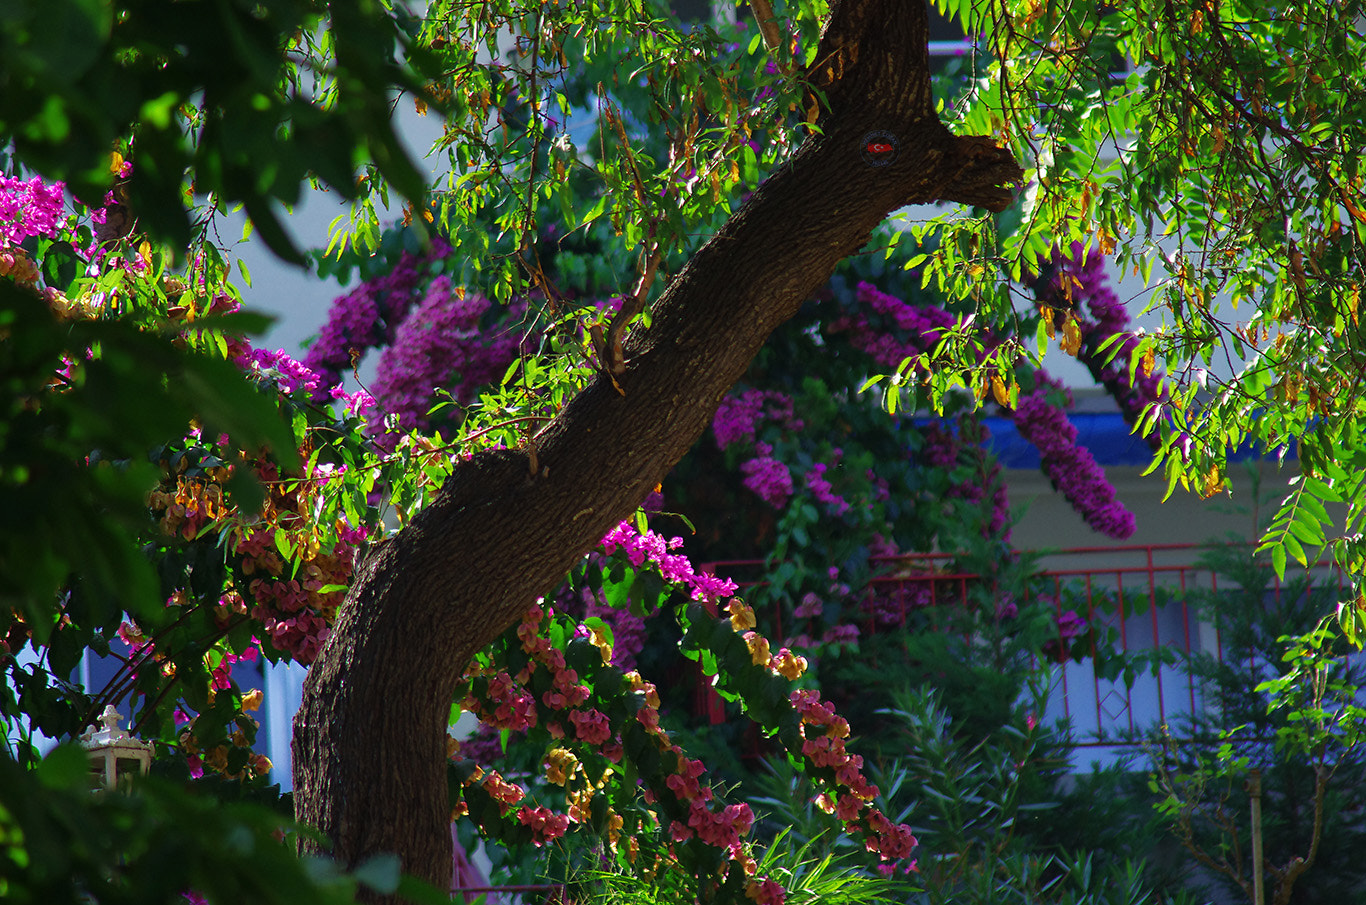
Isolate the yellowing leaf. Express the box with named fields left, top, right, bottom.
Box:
left=1200, top=465, right=1225, bottom=499
left=1060, top=318, right=1082, bottom=355
left=1096, top=228, right=1116, bottom=255
left=991, top=375, right=1010, bottom=406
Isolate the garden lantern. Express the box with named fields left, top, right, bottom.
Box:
left=80, top=705, right=153, bottom=790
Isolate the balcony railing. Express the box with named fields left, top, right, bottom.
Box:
left=699, top=544, right=1348, bottom=765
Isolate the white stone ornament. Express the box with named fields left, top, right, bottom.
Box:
left=80, top=704, right=154, bottom=790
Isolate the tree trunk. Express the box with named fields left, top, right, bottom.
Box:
left=292, top=0, right=1022, bottom=898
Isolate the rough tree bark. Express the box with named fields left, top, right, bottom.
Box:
left=292, top=0, right=1022, bottom=898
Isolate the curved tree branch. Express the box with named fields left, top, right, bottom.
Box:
left=293, top=1, right=1022, bottom=898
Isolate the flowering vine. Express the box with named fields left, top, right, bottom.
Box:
left=822, top=280, right=958, bottom=373
left=1006, top=372, right=1136, bottom=540
left=5, top=162, right=1160, bottom=901
left=1032, top=244, right=1169, bottom=448
left=3, top=168, right=363, bottom=786
left=821, top=278, right=1135, bottom=536
left=450, top=516, right=918, bottom=904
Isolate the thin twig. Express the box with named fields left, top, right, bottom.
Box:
left=599, top=97, right=664, bottom=378
left=604, top=243, right=662, bottom=378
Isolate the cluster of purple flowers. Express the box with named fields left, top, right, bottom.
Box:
left=823, top=281, right=958, bottom=372
left=1008, top=374, right=1136, bottom=540
left=712, top=388, right=803, bottom=451
left=712, top=389, right=850, bottom=512
left=0, top=168, right=137, bottom=266
left=302, top=238, right=453, bottom=392
left=368, top=277, right=528, bottom=432
left=1040, top=600, right=1089, bottom=663
left=0, top=174, right=66, bottom=246
left=302, top=237, right=549, bottom=439
left=820, top=276, right=1137, bottom=543
left=917, top=422, right=960, bottom=470
left=794, top=592, right=824, bottom=619
left=222, top=292, right=363, bottom=414
left=330, top=385, right=375, bottom=418
left=860, top=578, right=934, bottom=628
left=1034, top=245, right=1167, bottom=448
left=1056, top=608, right=1087, bottom=639
left=599, top=520, right=739, bottom=603
left=821, top=623, right=860, bottom=649
left=740, top=444, right=795, bottom=508
left=978, top=476, right=1011, bottom=540
left=804, top=461, right=851, bottom=516
left=235, top=347, right=324, bottom=397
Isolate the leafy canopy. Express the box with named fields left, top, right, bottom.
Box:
left=2, top=0, right=1365, bottom=902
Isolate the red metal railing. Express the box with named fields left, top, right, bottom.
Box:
left=699, top=544, right=1348, bottom=749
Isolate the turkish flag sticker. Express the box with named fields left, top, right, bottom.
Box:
left=861, top=130, right=899, bottom=167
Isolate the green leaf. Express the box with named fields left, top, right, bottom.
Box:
left=274, top=528, right=294, bottom=561
left=603, top=568, right=635, bottom=611
left=36, top=744, right=90, bottom=790
left=858, top=374, right=885, bottom=394
left=1271, top=542, right=1288, bottom=581
left=1287, top=515, right=1324, bottom=548
left=1161, top=459, right=1181, bottom=502
left=1283, top=533, right=1307, bottom=568
left=1304, top=475, right=1343, bottom=503
left=353, top=853, right=401, bottom=893
left=1339, top=600, right=1363, bottom=649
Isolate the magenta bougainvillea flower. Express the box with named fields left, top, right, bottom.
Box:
left=712, top=388, right=803, bottom=451
left=369, top=278, right=528, bottom=432
left=740, top=444, right=795, bottom=508
left=1008, top=373, right=1135, bottom=539
left=0, top=174, right=66, bottom=246
left=303, top=240, right=452, bottom=392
